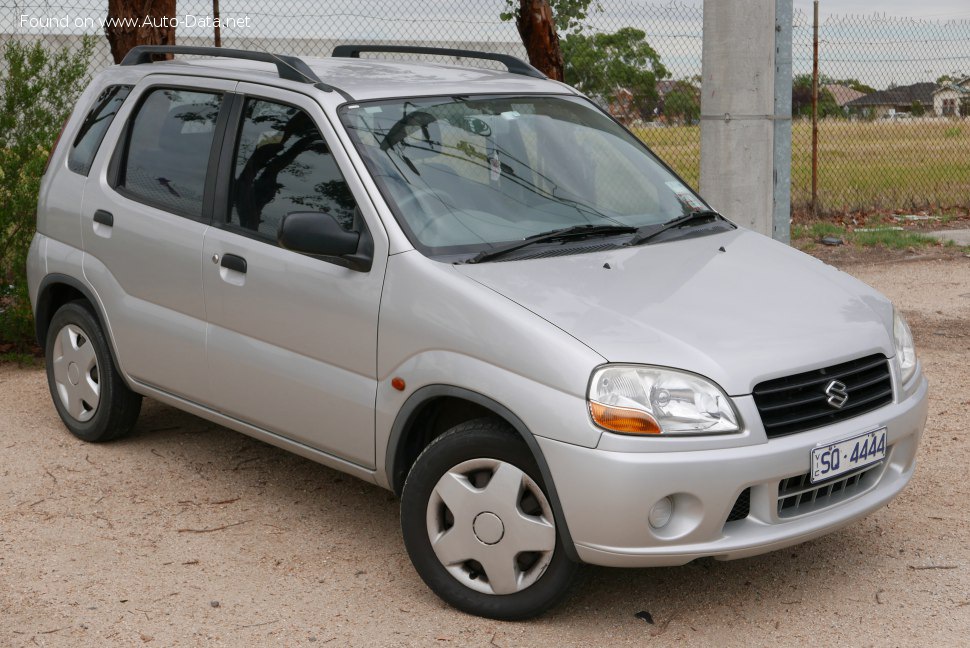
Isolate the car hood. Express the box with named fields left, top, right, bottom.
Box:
left=454, top=228, right=896, bottom=395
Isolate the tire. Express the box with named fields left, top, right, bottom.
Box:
left=45, top=300, right=141, bottom=442
left=401, top=419, right=578, bottom=620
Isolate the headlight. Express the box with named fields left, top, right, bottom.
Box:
left=588, top=365, right=740, bottom=435
left=893, top=310, right=917, bottom=384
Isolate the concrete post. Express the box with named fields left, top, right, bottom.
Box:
left=700, top=0, right=792, bottom=242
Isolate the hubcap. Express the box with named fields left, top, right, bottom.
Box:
left=51, top=324, right=100, bottom=422
left=472, top=512, right=504, bottom=545
left=426, top=458, right=556, bottom=595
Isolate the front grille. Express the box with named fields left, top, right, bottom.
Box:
left=753, top=354, right=893, bottom=438
left=777, top=462, right=883, bottom=517
left=725, top=487, right=751, bottom=523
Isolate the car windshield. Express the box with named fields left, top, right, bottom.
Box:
left=339, top=94, right=709, bottom=258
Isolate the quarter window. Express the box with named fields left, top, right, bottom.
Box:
left=68, top=84, right=132, bottom=176
left=229, top=98, right=357, bottom=240
left=119, top=88, right=222, bottom=218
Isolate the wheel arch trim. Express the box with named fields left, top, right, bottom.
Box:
left=35, top=273, right=130, bottom=386
left=37, top=274, right=99, bottom=345
left=386, top=384, right=580, bottom=562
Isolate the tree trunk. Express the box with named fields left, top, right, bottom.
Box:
left=105, top=0, right=177, bottom=64
left=516, top=0, right=564, bottom=81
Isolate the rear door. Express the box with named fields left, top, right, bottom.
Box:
left=201, top=84, right=388, bottom=467
left=82, top=76, right=236, bottom=400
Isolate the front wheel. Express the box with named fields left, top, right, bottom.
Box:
left=401, top=419, right=578, bottom=620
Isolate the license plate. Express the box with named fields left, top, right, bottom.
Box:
left=811, top=427, right=887, bottom=484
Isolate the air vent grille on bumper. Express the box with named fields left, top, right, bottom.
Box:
left=777, top=462, right=884, bottom=517
left=725, top=487, right=751, bottom=523
left=752, top=354, right=893, bottom=438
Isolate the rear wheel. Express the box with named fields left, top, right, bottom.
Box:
left=45, top=301, right=141, bottom=442
left=401, top=419, right=577, bottom=619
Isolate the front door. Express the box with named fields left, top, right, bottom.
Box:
left=201, top=84, right=388, bottom=467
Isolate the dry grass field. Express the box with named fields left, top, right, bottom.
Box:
left=634, top=118, right=970, bottom=214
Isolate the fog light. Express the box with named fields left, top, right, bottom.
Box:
left=649, top=497, right=673, bottom=529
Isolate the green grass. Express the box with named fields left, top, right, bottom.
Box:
left=792, top=218, right=947, bottom=250
left=631, top=119, right=970, bottom=213
left=791, top=221, right=844, bottom=240
left=851, top=229, right=943, bottom=249
left=633, top=124, right=702, bottom=189
left=0, top=351, right=41, bottom=367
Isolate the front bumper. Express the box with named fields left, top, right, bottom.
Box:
left=538, top=375, right=928, bottom=568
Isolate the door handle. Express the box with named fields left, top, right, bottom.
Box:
left=93, top=210, right=114, bottom=227
left=220, top=253, right=247, bottom=274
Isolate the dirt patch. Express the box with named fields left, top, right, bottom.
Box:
left=791, top=209, right=970, bottom=267
left=792, top=208, right=970, bottom=232
left=803, top=244, right=968, bottom=267
left=908, top=314, right=970, bottom=351
left=1, top=258, right=969, bottom=646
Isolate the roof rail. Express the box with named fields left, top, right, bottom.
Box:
left=331, top=45, right=546, bottom=80
left=119, top=45, right=345, bottom=94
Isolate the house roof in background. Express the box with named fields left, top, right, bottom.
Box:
left=933, top=82, right=970, bottom=96
left=823, top=83, right=866, bottom=106
left=845, top=82, right=937, bottom=107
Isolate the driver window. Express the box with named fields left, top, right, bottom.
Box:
left=230, top=98, right=358, bottom=241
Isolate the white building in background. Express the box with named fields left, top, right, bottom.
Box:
left=933, top=78, right=970, bottom=116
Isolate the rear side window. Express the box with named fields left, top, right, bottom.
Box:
left=118, top=88, right=222, bottom=218
left=68, top=85, right=132, bottom=176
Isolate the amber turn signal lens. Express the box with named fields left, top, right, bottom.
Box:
left=589, top=402, right=662, bottom=434
left=391, top=377, right=406, bottom=391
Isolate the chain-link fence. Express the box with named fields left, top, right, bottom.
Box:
left=792, top=10, right=970, bottom=215
left=3, top=1, right=970, bottom=215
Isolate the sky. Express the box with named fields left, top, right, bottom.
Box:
left=785, top=1, right=970, bottom=85
left=792, top=0, right=970, bottom=20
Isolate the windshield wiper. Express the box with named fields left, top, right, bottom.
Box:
left=462, top=224, right=636, bottom=264
left=626, top=210, right=729, bottom=247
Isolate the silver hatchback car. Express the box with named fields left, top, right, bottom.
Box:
left=28, top=45, right=928, bottom=619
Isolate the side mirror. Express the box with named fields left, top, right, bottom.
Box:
left=278, top=211, right=371, bottom=271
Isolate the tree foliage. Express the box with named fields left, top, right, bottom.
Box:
left=500, top=0, right=602, bottom=80
left=0, top=40, right=93, bottom=346
left=662, top=80, right=700, bottom=125
left=561, top=28, right=668, bottom=120
left=837, top=78, right=876, bottom=95
left=501, top=0, right=599, bottom=34
left=791, top=73, right=841, bottom=118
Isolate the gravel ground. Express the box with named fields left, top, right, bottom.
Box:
left=2, top=257, right=968, bottom=647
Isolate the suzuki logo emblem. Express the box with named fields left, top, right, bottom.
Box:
left=824, top=380, right=849, bottom=409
